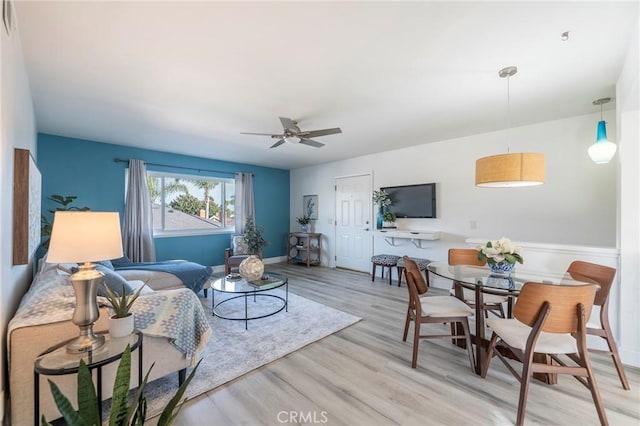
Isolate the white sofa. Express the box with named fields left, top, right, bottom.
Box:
left=8, top=260, right=212, bottom=425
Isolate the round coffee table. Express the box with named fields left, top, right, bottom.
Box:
left=211, top=272, right=288, bottom=329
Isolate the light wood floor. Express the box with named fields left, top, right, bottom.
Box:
left=167, top=263, right=640, bottom=426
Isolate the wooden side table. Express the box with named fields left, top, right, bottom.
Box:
left=34, top=331, right=143, bottom=424
left=287, top=232, right=322, bottom=267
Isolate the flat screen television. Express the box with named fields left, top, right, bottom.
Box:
left=381, top=183, right=436, bottom=218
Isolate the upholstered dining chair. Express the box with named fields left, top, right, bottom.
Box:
left=448, top=248, right=508, bottom=318
left=402, top=256, right=475, bottom=370
left=482, top=282, right=607, bottom=426
left=567, top=260, right=629, bottom=390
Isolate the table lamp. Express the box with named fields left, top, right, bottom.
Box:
left=47, top=211, right=124, bottom=353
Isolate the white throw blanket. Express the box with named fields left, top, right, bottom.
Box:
left=8, top=263, right=211, bottom=362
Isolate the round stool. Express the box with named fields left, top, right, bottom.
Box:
left=371, top=254, right=400, bottom=285
left=397, top=257, right=432, bottom=287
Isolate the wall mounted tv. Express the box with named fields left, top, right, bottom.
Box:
left=381, top=183, right=437, bottom=218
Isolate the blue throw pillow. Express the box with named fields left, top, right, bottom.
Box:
left=95, top=260, right=115, bottom=270
left=96, top=265, right=134, bottom=297
left=111, top=255, right=134, bottom=268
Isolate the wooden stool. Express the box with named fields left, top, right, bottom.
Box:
left=397, top=257, right=431, bottom=287
left=371, top=254, right=400, bottom=285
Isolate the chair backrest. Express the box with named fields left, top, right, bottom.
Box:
left=448, top=248, right=486, bottom=266
left=514, top=282, right=597, bottom=333
left=566, top=260, right=616, bottom=307
left=231, top=235, right=249, bottom=255
left=403, top=256, right=428, bottom=296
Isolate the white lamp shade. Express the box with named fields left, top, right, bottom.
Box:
left=588, top=141, right=617, bottom=164
left=47, top=211, right=124, bottom=263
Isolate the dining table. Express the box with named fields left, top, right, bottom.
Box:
left=426, top=262, right=598, bottom=378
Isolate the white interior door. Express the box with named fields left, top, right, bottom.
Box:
left=335, top=174, right=372, bottom=272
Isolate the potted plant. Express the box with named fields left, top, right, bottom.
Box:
left=382, top=211, right=397, bottom=228
left=44, top=344, right=201, bottom=426
left=240, top=216, right=269, bottom=281
left=372, top=189, right=392, bottom=229
left=102, top=283, right=146, bottom=338
left=476, top=237, right=524, bottom=276
left=243, top=216, right=269, bottom=255
left=296, top=215, right=311, bottom=232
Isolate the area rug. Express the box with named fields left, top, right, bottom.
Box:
left=134, top=289, right=361, bottom=419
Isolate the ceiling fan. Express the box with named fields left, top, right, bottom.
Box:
left=241, top=117, right=342, bottom=149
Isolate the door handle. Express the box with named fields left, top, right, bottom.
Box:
left=364, top=228, right=370, bottom=231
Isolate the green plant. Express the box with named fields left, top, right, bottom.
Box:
left=382, top=211, right=397, bottom=222
left=169, top=193, right=205, bottom=216
left=372, top=189, right=391, bottom=207
left=243, top=216, right=269, bottom=255
left=40, top=195, right=90, bottom=248
left=43, top=344, right=201, bottom=426
left=102, top=284, right=146, bottom=318
left=296, top=215, right=311, bottom=225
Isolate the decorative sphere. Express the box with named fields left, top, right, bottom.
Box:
left=239, top=255, right=264, bottom=282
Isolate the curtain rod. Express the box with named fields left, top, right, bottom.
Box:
left=113, top=158, right=251, bottom=176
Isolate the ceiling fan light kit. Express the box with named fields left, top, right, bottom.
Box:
left=241, top=117, right=342, bottom=149
left=475, top=66, right=545, bottom=188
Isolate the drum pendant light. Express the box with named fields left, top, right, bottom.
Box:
left=588, top=97, right=617, bottom=164
left=475, top=66, right=545, bottom=187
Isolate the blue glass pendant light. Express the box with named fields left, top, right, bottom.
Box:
left=588, top=98, right=617, bottom=164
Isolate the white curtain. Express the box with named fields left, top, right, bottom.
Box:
left=234, top=172, right=255, bottom=234
left=123, top=159, right=156, bottom=262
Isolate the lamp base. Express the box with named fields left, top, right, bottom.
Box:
left=67, top=264, right=106, bottom=353
left=66, top=326, right=105, bottom=354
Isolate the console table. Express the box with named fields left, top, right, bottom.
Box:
left=288, top=232, right=322, bottom=267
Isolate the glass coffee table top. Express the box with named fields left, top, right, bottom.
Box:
left=211, top=272, right=288, bottom=329
left=212, top=272, right=287, bottom=293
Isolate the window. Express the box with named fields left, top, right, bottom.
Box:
left=146, top=171, right=235, bottom=236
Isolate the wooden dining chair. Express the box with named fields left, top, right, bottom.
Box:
left=401, top=256, right=475, bottom=370
left=482, top=282, right=607, bottom=426
left=567, top=260, right=629, bottom=390
left=448, top=248, right=508, bottom=318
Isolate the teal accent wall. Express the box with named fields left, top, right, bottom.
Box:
left=37, top=133, right=290, bottom=266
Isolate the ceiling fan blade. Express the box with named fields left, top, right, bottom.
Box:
left=270, top=139, right=286, bottom=149
left=240, top=132, right=278, bottom=136
left=279, top=117, right=298, bottom=131
left=299, top=127, right=342, bottom=138
left=299, top=138, right=325, bottom=148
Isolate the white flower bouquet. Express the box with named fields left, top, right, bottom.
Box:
left=476, top=237, right=523, bottom=265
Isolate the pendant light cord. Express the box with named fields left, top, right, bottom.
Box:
left=506, top=75, right=511, bottom=153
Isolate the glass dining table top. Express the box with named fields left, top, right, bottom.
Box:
left=427, top=262, right=598, bottom=293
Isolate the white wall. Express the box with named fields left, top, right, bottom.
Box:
left=291, top=113, right=617, bottom=269
left=616, top=20, right=639, bottom=368
left=1, top=11, right=37, bottom=419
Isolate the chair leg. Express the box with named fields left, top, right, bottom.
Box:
left=387, top=266, right=393, bottom=285
left=459, top=318, right=475, bottom=371
left=397, top=267, right=403, bottom=286
left=424, top=270, right=430, bottom=287
left=601, top=322, right=630, bottom=390
left=482, top=332, right=499, bottom=378
left=371, top=263, right=377, bottom=282
left=516, top=353, right=535, bottom=426
left=403, top=308, right=411, bottom=342
left=412, top=318, right=421, bottom=368
left=583, top=353, right=609, bottom=425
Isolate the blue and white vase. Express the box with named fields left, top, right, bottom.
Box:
left=376, top=208, right=383, bottom=230
left=489, top=261, right=516, bottom=276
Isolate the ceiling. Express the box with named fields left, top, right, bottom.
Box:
left=13, top=1, right=639, bottom=170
